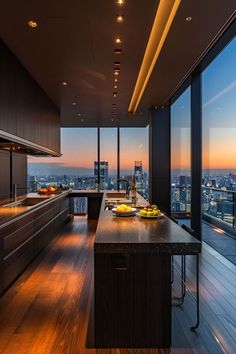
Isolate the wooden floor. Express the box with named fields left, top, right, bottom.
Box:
left=0, top=217, right=236, bottom=354
left=180, top=218, right=236, bottom=266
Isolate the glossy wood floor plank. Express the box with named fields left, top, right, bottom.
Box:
left=0, top=217, right=236, bottom=353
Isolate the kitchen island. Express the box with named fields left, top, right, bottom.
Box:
left=94, top=192, right=201, bottom=348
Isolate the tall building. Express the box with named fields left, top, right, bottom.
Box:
left=94, top=161, right=109, bottom=186
left=134, top=161, right=144, bottom=194
left=134, top=161, right=143, bottom=177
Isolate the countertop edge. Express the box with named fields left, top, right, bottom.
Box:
left=0, top=191, right=70, bottom=229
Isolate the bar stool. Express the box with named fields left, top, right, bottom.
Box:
left=170, top=219, right=200, bottom=331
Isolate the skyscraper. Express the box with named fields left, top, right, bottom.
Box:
left=94, top=161, right=109, bottom=186
left=134, top=161, right=144, bottom=193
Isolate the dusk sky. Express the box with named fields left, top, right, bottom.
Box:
left=171, top=36, right=236, bottom=172
left=28, top=127, right=149, bottom=175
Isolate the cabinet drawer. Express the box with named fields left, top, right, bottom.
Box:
left=34, top=220, right=54, bottom=254
left=0, top=213, right=34, bottom=239
left=3, top=236, right=35, bottom=290
left=34, top=208, right=54, bottom=233
left=3, top=220, right=34, bottom=257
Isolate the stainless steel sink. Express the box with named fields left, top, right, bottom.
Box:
left=3, top=197, right=49, bottom=207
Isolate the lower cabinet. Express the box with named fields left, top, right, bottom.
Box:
left=0, top=194, right=70, bottom=295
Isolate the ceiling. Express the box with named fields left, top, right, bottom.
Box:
left=0, top=1, right=235, bottom=128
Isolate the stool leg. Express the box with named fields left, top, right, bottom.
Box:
left=175, top=255, right=186, bottom=306
left=191, top=254, right=200, bottom=331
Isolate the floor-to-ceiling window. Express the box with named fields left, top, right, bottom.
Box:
left=99, top=128, right=118, bottom=190
left=120, top=127, right=149, bottom=199
left=201, top=37, right=236, bottom=263
left=28, top=128, right=98, bottom=191
left=171, top=87, right=191, bottom=221
left=28, top=126, right=149, bottom=198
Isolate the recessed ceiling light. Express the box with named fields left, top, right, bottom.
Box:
left=113, top=92, right=117, bottom=97
left=116, top=0, right=125, bottom=5
left=81, top=119, right=84, bottom=122
left=185, top=16, right=192, bottom=22
left=77, top=113, right=81, bottom=117
left=111, top=118, right=114, bottom=122
left=72, top=102, right=77, bottom=106
left=116, top=15, right=124, bottom=23
left=114, top=71, right=119, bottom=76
left=114, top=78, right=118, bottom=82
left=28, top=20, right=38, bottom=28
left=115, top=37, right=122, bottom=44
left=114, top=84, right=118, bottom=89
left=114, top=48, right=122, bottom=54
left=62, top=81, right=68, bottom=86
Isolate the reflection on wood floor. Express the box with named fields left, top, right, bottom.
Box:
left=0, top=216, right=236, bottom=353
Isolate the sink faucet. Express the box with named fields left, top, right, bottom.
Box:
left=12, top=184, right=29, bottom=201
left=117, top=179, right=129, bottom=199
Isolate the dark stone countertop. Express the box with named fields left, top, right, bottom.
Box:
left=94, top=193, right=201, bottom=255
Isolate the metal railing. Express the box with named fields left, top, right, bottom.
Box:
left=202, top=186, right=236, bottom=228
left=171, top=185, right=236, bottom=229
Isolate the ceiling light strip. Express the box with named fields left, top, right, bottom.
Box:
left=128, top=0, right=181, bottom=114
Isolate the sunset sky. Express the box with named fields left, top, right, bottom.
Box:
left=28, top=127, right=149, bottom=175
left=171, top=36, right=236, bottom=172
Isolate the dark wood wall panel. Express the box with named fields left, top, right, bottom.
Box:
left=149, top=107, right=171, bottom=214
left=0, top=151, right=10, bottom=201
left=0, top=41, right=60, bottom=154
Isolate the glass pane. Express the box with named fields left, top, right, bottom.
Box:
left=100, top=128, right=117, bottom=190
left=120, top=127, right=149, bottom=200
left=202, top=37, right=236, bottom=245
left=171, top=87, right=191, bottom=223
left=28, top=128, right=98, bottom=191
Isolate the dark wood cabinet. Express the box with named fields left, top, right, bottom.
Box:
left=0, top=150, right=11, bottom=201
left=0, top=194, right=70, bottom=295
left=0, top=44, right=16, bottom=135
left=94, top=253, right=171, bottom=348
left=0, top=41, right=60, bottom=154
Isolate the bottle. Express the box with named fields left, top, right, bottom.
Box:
left=131, top=175, right=137, bottom=201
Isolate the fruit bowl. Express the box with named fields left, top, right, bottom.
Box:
left=112, top=204, right=137, bottom=217
left=38, top=186, right=61, bottom=195
left=136, top=212, right=164, bottom=219
left=136, top=204, right=163, bottom=219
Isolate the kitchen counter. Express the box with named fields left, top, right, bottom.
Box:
left=0, top=191, right=70, bottom=228
left=0, top=191, right=70, bottom=295
left=95, top=192, right=201, bottom=255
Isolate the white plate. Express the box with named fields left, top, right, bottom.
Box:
left=136, top=212, right=164, bottom=219
left=112, top=207, right=137, bottom=216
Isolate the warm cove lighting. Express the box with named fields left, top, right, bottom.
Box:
left=128, top=0, right=181, bottom=114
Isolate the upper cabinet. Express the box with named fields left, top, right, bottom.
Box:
left=0, top=43, right=16, bottom=135
left=0, top=41, right=60, bottom=155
